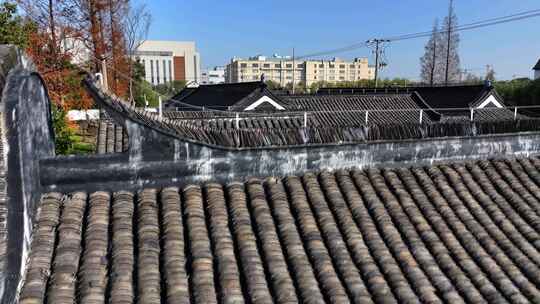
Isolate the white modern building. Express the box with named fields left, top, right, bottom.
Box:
left=135, top=40, right=201, bottom=86
left=201, top=66, right=226, bottom=84
left=225, top=55, right=375, bottom=86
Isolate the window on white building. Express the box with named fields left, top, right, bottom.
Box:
left=163, top=60, right=167, bottom=83
left=150, top=60, right=154, bottom=84
left=168, top=61, right=172, bottom=82
left=156, top=61, right=160, bottom=84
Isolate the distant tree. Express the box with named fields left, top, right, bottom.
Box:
left=123, top=2, right=151, bottom=103
left=264, top=79, right=281, bottom=90
left=0, top=1, right=32, bottom=47
left=285, top=81, right=307, bottom=93
left=131, top=60, right=158, bottom=107
left=494, top=78, right=540, bottom=111
left=420, top=19, right=443, bottom=85
left=462, top=73, right=482, bottom=84
left=485, top=67, right=496, bottom=82
left=154, top=80, right=187, bottom=99
left=440, top=0, right=461, bottom=85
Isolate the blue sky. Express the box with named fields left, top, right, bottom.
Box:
left=141, top=0, right=540, bottom=80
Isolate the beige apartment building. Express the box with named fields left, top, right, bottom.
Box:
left=225, top=55, right=375, bottom=86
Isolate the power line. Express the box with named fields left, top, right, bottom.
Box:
left=385, top=8, right=540, bottom=41
left=295, top=8, right=540, bottom=59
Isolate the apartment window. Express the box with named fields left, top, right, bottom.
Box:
left=339, top=76, right=345, bottom=80
left=339, top=64, right=345, bottom=68
left=329, top=64, right=335, bottom=68
left=339, top=70, right=345, bottom=74
left=286, top=64, right=292, bottom=68
left=275, top=64, right=281, bottom=68
left=252, top=63, right=259, bottom=67
left=350, top=64, right=355, bottom=68
left=163, top=60, right=167, bottom=83
left=156, top=61, right=160, bottom=84
left=297, top=64, right=303, bottom=68
left=314, top=76, right=318, bottom=80
left=150, top=60, right=154, bottom=84
left=286, top=76, right=292, bottom=79
left=319, top=64, right=324, bottom=68
left=241, top=63, right=247, bottom=68
left=168, top=60, right=172, bottom=82
left=252, top=69, right=258, bottom=73
left=329, top=76, right=335, bottom=80
left=263, top=63, right=270, bottom=68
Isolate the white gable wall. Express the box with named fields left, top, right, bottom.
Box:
left=476, top=94, right=504, bottom=109
left=244, top=96, right=285, bottom=111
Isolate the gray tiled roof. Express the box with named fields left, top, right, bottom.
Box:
left=19, top=157, right=540, bottom=303
left=96, top=120, right=128, bottom=154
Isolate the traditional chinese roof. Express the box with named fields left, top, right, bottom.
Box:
left=87, top=78, right=540, bottom=149
left=19, top=157, right=540, bottom=303
left=165, top=82, right=266, bottom=111
left=533, top=59, right=540, bottom=70
left=3, top=46, right=540, bottom=304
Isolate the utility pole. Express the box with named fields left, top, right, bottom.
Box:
left=366, top=39, right=390, bottom=88
left=292, top=47, right=295, bottom=94
left=444, top=0, right=454, bottom=86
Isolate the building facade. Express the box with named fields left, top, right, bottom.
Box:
left=201, top=66, right=226, bottom=84
left=225, top=55, right=375, bottom=86
left=135, top=40, right=201, bottom=86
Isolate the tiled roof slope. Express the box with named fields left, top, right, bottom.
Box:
left=166, top=82, right=263, bottom=110
left=19, top=157, right=540, bottom=303
left=86, top=78, right=540, bottom=149
left=96, top=120, right=128, bottom=154
left=317, top=85, right=491, bottom=109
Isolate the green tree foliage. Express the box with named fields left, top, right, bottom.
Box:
left=494, top=78, right=540, bottom=108
left=0, top=1, right=32, bottom=47
left=51, top=103, right=73, bottom=155
left=131, top=60, right=158, bottom=107
left=51, top=103, right=95, bottom=154
left=308, top=78, right=415, bottom=92
left=154, top=80, right=187, bottom=99
left=264, top=79, right=281, bottom=90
